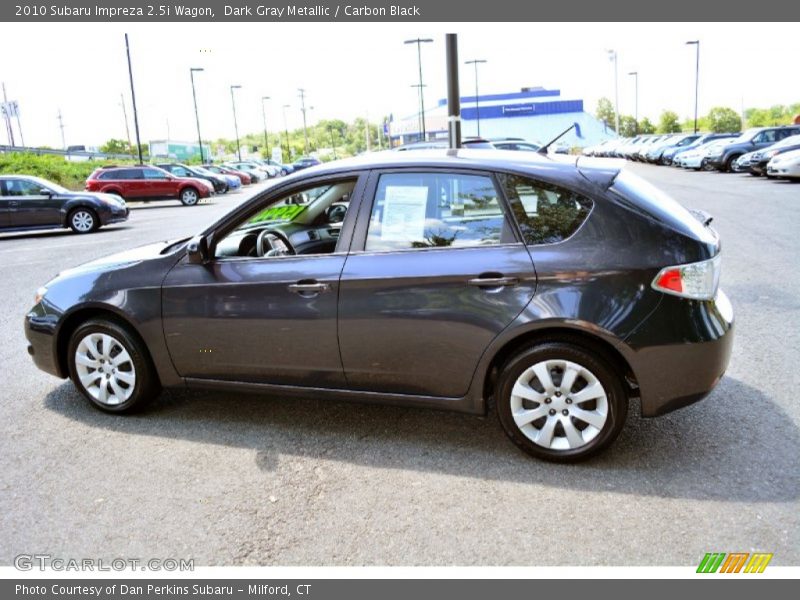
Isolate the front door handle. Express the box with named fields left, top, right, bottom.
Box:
left=467, top=276, right=519, bottom=288
left=288, top=280, right=330, bottom=296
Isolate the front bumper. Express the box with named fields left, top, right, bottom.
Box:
left=621, top=289, right=734, bottom=417
left=25, top=302, right=63, bottom=379
left=99, top=205, right=129, bottom=225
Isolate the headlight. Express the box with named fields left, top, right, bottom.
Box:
left=34, top=286, right=48, bottom=304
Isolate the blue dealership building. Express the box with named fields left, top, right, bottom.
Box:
left=389, top=87, right=615, bottom=149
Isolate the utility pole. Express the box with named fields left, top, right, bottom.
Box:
left=190, top=67, right=205, bottom=161
left=298, top=88, right=309, bottom=155
left=57, top=109, right=66, bottom=150
left=125, top=33, right=144, bottom=164
left=445, top=34, right=462, bottom=149
left=404, top=38, right=433, bottom=141
left=230, top=85, right=242, bottom=161
left=120, top=93, right=132, bottom=153
left=2, top=82, right=15, bottom=146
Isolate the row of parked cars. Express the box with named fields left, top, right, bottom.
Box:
left=583, top=125, right=800, bottom=179
left=0, top=155, right=326, bottom=236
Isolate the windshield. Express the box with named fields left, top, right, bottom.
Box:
left=734, top=128, right=762, bottom=142
left=245, top=185, right=334, bottom=226
left=30, top=176, right=69, bottom=194
left=773, top=134, right=800, bottom=148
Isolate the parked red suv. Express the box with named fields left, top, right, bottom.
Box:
left=85, top=166, right=212, bottom=206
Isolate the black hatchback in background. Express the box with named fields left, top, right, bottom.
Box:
left=156, top=163, right=229, bottom=194
left=24, top=150, right=733, bottom=462
left=0, top=175, right=128, bottom=234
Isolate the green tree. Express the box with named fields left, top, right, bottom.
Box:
left=596, top=97, right=617, bottom=132
left=638, top=117, right=656, bottom=134
left=100, top=139, right=132, bottom=154
left=706, top=107, right=742, bottom=133
left=658, top=111, right=682, bottom=133
left=618, top=115, right=638, bottom=137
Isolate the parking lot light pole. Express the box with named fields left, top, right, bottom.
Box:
left=606, top=49, right=620, bottom=136
left=404, top=37, right=433, bottom=142
left=261, top=96, right=271, bottom=158
left=298, top=88, right=309, bottom=155
left=628, top=71, right=638, bottom=135
left=282, top=104, right=291, bottom=161
left=190, top=68, right=205, bottom=162
left=230, top=85, right=242, bottom=161
left=464, top=59, right=487, bottom=138
left=686, top=40, right=700, bottom=134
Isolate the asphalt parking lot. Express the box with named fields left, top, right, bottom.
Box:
left=0, top=165, right=797, bottom=567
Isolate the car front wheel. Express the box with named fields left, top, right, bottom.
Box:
left=68, top=208, right=98, bottom=233
left=67, top=319, right=161, bottom=413
left=180, top=187, right=200, bottom=206
left=496, top=342, right=628, bottom=462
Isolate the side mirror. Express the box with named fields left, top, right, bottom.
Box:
left=186, top=235, right=210, bottom=265
left=38, top=188, right=53, bottom=196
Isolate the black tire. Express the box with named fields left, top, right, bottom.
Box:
left=180, top=187, right=200, bottom=206
left=281, top=168, right=288, bottom=176
left=67, top=207, right=99, bottom=234
left=495, top=341, right=628, bottom=463
left=67, top=318, right=161, bottom=413
left=724, top=154, right=741, bottom=173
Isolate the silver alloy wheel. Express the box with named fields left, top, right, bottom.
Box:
left=182, top=189, right=198, bottom=205
left=74, top=332, right=136, bottom=406
left=510, top=359, right=608, bottom=451
left=71, top=210, right=95, bottom=232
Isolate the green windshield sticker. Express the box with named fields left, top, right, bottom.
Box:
left=250, top=204, right=306, bottom=223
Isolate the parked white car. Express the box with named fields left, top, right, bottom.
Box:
left=766, top=147, right=800, bottom=179
left=678, top=139, right=737, bottom=170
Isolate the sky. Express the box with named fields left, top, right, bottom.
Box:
left=0, top=22, right=798, bottom=148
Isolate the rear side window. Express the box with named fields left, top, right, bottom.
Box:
left=98, top=170, right=120, bottom=180
left=365, top=172, right=514, bottom=252
left=499, top=174, right=592, bottom=245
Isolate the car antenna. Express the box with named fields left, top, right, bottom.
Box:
left=537, top=124, right=576, bottom=155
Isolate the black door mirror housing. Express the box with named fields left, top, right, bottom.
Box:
left=186, top=235, right=210, bottom=264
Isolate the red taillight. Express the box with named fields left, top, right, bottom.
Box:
left=654, top=269, right=683, bottom=294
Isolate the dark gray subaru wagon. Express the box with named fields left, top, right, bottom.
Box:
left=25, top=150, right=733, bottom=461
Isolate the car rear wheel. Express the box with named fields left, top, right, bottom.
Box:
left=496, top=342, right=628, bottom=462
left=68, top=207, right=98, bottom=234
left=180, top=187, right=200, bottom=206
left=67, top=319, right=161, bottom=413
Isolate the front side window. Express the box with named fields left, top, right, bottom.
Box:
left=143, top=168, right=168, bottom=179
left=499, top=174, right=592, bottom=245
left=364, top=172, right=511, bottom=252
left=2, top=179, right=44, bottom=196
left=213, top=179, right=356, bottom=259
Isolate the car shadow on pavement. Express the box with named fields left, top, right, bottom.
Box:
left=43, top=375, right=798, bottom=503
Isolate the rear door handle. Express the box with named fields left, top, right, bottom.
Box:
left=467, top=276, right=519, bottom=288
left=288, top=281, right=330, bottom=296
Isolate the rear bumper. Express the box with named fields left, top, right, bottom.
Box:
left=621, top=289, right=734, bottom=417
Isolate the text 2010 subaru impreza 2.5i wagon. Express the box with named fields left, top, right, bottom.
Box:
left=25, top=150, right=734, bottom=462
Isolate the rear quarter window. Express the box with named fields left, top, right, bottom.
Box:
left=498, top=173, right=593, bottom=245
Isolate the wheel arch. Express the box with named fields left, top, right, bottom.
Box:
left=55, top=305, right=158, bottom=384
left=478, top=324, right=639, bottom=414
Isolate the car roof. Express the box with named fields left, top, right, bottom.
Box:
left=286, top=148, right=595, bottom=180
